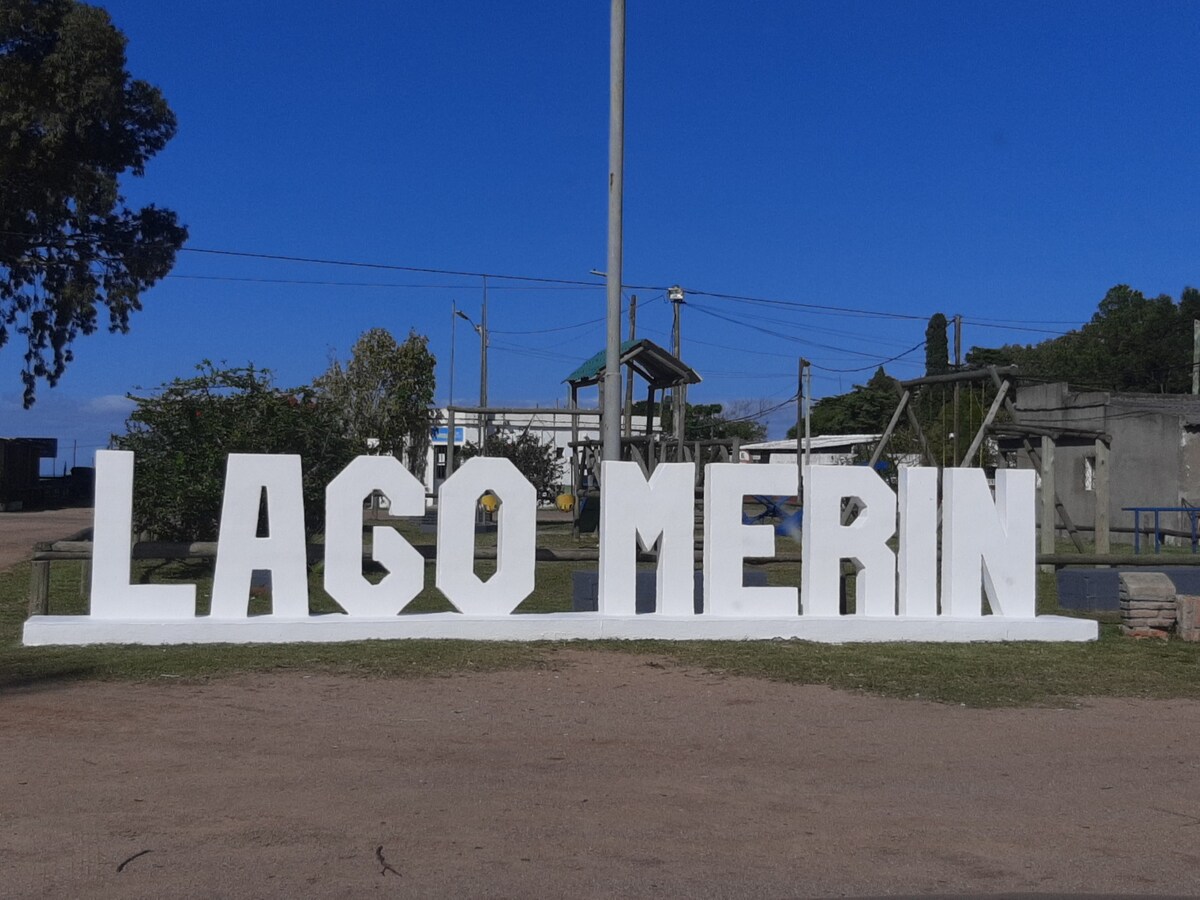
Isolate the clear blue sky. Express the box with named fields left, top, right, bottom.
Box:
left=5, top=0, right=1199, bottom=466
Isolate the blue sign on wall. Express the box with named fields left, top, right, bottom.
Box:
left=432, top=426, right=466, bottom=445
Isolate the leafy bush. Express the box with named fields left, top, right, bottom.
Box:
left=113, top=362, right=357, bottom=541
left=457, top=430, right=564, bottom=504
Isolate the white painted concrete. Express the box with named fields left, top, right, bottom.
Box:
left=801, top=465, right=897, bottom=617
left=210, top=454, right=310, bottom=618
left=703, top=462, right=799, bottom=617
left=598, top=462, right=695, bottom=616
left=23, top=613, right=1099, bottom=646
left=90, top=450, right=195, bottom=620
left=325, top=456, right=426, bottom=616
left=898, top=466, right=938, bottom=617
left=435, top=457, right=536, bottom=615
left=942, top=468, right=1036, bottom=618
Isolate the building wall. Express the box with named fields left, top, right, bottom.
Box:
left=424, top=409, right=601, bottom=497
left=1014, top=383, right=1200, bottom=546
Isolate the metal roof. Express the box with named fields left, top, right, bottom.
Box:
left=741, top=434, right=882, bottom=453
left=564, top=338, right=702, bottom=390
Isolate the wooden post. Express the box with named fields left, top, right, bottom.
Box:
left=624, top=294, right=637, bottom=437
left=446, top=408, right=456, bottom=477
left=1095, top=437, right=1110, bottom=556
left=569, top=386, right=579, bottom=537
left=869, top=388, right=910, bottom=469
left=957, top=376, right=1009, bottom=467
left=28, top=545, right=51, bottom=616
left=1040, top=435, right=1056, bottom=570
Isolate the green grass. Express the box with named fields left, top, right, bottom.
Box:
left=3, top=516, right=1200, bottom=707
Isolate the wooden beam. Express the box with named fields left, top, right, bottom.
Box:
left=957, top=376, right=1009, bottom=467
left=899, top=365, right=1018, bottom=389
left=1040, top=435, right=1056, bottom=569
left=868, top=388, right=910, bottom=469
left=1094, top=438, right=1110, bottom=556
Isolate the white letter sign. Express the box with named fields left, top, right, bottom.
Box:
left=24, top=452, right=1096, bottom=646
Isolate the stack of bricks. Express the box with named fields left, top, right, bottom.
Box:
left=1118, top=572, right=1176, bottom=639
left=1177, top=594, right=1200, bottom=642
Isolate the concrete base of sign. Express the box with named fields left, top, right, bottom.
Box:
left=23, top=613, right=1098, bottom=646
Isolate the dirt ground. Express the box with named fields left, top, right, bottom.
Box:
left=0, top=506, right=92, bottom=570
left=5, top=509, right=1200, bottom=897
left=2, top=651, right=1200, bottom=898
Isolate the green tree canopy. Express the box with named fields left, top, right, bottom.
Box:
left=631, top=397, right=767, bottom=442
left=113, top=363, right=357, bottom=541
left=967, top=284, right=1200, bottom=393
left=924, top=313, right=950, bottom=376
left=1, top=0, right=186, bottom=406
left=313, top=329, right=437, bottom=477
left=457, top=430, right=564, bottom=504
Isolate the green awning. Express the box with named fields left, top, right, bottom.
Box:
left=564, top=338, right=701, bottom=390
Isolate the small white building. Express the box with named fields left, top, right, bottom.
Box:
left=425, top=408, right=600, bottom=496
left=739, top=434, right=884, bottom=466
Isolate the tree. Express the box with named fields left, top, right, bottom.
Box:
left=113, top=363, right=357, bottom=541
left=314, top=329, right=437, bottom=477
left=1, top=0, right=186, bottom=406
left=924, top=313, right=950, bottom=376
left=789, top=367, right=899, bottom=437
left=457, top=430, right=564, bottom=504
left=631, top=397, right=768, bottom=442
left=966, top=284, right=1200, bottom=394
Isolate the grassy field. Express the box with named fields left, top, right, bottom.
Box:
left=3, top=517, right=1200, bottom=706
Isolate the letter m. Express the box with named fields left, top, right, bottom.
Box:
left=598, top=461, right=696, bottom=616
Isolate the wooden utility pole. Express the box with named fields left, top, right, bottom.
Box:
left=624, top=294, right=637, bottom=437
left=796, top=358, right=804, bottom=495
left=669, top=285, right=685, bottom=455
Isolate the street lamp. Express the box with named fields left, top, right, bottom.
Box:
left=454, top=309, right=488, bottom=411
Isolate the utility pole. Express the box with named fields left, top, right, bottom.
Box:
left=952, top=313, right=962, bottom=465
left=796, top=358, right=812, bottom=500
left=454, top=298, right=488, bottom=450
left=624, top=294, right=637, bottom=437
left=449, top=300, right=457, bottom=409
left=602, top=0, right=625, bottom=462
left=796, top=358, right=804, bottom=496
left=804, top=360, right=812, bottom=471
left=480, top=276, right=489, bottom=413
left=669, top=285, right=686, bottom=455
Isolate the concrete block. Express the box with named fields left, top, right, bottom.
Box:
left=1177, top=595, right=1200, bottom=642
left=1119, top=572, right=1177, bottom=602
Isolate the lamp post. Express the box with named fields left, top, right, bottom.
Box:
left=455, top=307, right=488, bottom=446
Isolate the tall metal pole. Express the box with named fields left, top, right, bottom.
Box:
left=602, top=0, right=625, bottom=462
left=624, top=294, right=637, bottom=437
left=480, top=276, right=489, bottom=411
left=449, top=300, right=457, bottom=409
